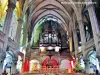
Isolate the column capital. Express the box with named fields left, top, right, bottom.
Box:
left=86, top=3, right=94, bottom=10
left=85, top=0, right=94, bottom=7
left=18, top=18, right=23, bottom=24
left=8, top=0, right=17, bottom=9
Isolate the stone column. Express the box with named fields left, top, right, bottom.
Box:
left=23, top=22, right=32, bottom=72
left=22, top=24, right=27, bottom=46
left=22, top=15, right=28, bottom=46
left=68, top=22, right=73, bottom=52
left=69, top=37, right=72, bottom=52
left=3, top=0, right=16, bottom=51
left=77, top=19, right=86, bottom=58
left=73, top=29, right=78, bottom=56
left=85, top=0, right=100, bottom=57
left=15, top=19, right=23, bottom=44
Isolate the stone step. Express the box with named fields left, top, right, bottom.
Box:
left=15, top=73, right=92, bottom=75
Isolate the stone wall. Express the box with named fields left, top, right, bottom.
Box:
left=0, top=31, right=19, bottom=52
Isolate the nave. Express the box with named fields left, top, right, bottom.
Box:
left=0, top=0, right=100, bottom=75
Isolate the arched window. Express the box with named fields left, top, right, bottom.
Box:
left=82, top=5, right=93, bottom=42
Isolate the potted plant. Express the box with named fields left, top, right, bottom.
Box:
left=73, top=60, right=83, bottom=73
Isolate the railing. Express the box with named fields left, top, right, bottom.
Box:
left=15, top=72, right=92, bottom=75
left=14, top=68, right=94, bottom=75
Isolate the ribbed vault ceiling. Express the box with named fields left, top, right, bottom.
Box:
left=21, top=0, right=83, bottom=42
left=23, top=0, right=80, bottom=26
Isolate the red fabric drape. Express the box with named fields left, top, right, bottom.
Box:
left=23, top=60, right=30, bottom=72
left=51, top=58, right=58, bottom=67
left=70, top=58, right=76, bottom=72
left=42, top=58, right=58, bottom=67
left=42, top=58, right=50, bottom=66
left=70, top=61, right=73, bottom=72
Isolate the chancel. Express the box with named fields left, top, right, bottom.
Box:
left=0, top=0, right=100, bottom=75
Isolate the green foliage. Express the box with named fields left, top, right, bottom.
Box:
left=31, top=23, right=43, bottom=47
left=74, top=60, right=83, bottom=72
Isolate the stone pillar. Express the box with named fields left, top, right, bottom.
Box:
left=77, top=19, right=86, bottom=58
left=85, top=0, right=100, bottom=57
left=15, top=19, right=23, bottom=44
left=3, top=0, right=16, bottom=51
left=69, top=36, right=72, bottom=52
left=22, top=15, right=28, bottom=46
left=73, top=29, right=78, bottom=56
left=23, top=26, right=32, bottom=72
left=22, top=24, right=27, bottom=46
left=68, top=22, right=73, bottom=52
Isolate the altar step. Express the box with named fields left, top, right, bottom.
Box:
left=15, top=73, right=92, bottom=75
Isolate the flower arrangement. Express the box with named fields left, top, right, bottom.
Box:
left=73, top=60, right=83, bottom=73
